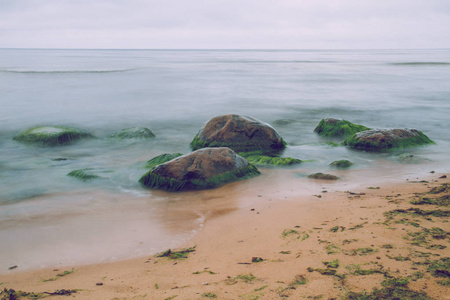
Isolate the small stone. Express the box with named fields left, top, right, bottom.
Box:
left=96, top=283, right=103, bottom=286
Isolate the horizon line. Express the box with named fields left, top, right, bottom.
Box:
left=1, top=47, right=450, bottom=51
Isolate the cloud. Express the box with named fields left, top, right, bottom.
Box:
left=1, top=0, right=449, bottom=48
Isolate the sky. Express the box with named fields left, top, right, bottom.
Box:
left=1, top=0, right=450, bottom=49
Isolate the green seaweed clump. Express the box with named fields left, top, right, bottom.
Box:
left=67, top=169, right=101, bottom=181
left=139, top=164, right=260, bottom=192
left=330, top=160, right=353, bottom=169
left=108, top=127, right=155, bottom=139
left=156, top=246, right=196, bottom=260
left=244, top=155, right=302, bottom=166
left=308, top=173, right=339, bottom=180
left=428, top=257, right=450, bottom=279
left=314, top=118, right=370, bottom=138
left=13, top=126, right=93, bottom=146
left=144, top=153, right=183, bottom=169
left=343, top=277, right=431, bottom=300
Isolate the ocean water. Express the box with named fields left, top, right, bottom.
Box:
left=0, top=49, right=449, bottom=272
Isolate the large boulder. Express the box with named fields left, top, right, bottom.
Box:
left=314, top=118, right=370, bottom=138
left=190, top=114, right=286, bottom=153
left=343, top=129, right=434, bottom=152
left=139, top=147, right=260, bottom=191
left=13, top=126, right=93, bottom=146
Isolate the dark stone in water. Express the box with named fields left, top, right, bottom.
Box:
left=308, top=173, right=339, bottom=180
left=108, top=127, right=155, bottom=139
left=314, top=118, right=369, bottom=138
left=330, top=160, right=353, bottom=168
left=13, top=126, right=93, bottom=146
left=343, top=129, right=434, bottom=152
left=139, top=147, right=260, bottom=191
left=191, top=114, right=286, bottom=153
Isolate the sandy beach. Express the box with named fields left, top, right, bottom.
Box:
left=1, top=173, right=449, bottom=300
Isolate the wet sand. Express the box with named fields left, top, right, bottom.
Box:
left=0, top=173, right=449, bottom=299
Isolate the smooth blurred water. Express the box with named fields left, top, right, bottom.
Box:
left=1, top=49, right=449, bottom=272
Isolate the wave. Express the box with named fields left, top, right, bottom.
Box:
left=0, top=68, right=136, bottom=74
left=390, top=62, right=450, bottom=66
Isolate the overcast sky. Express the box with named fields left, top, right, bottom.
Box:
left=1, top=0, right=450, bottom=49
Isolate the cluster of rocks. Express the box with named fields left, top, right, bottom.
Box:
left=13, top=114, right=434, bottom=192
left=314, top=117, right=434, bottom=152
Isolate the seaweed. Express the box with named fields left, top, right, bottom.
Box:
left=244, top=155, right=302, bottom=166
left=342, top=277, right=431, bottom=300
left=190, top=133, right=287, bottom=152
left=226, top=274, right=257, bottom=285
left=67, top=168, right=101, bottom=181
left=42, top=269, right=75, bottom=282
left=144, top=153, right=183, bottom=169
left=156, top=246, right=196, bottom=260
left=428, top=257, right=450, bottom=278
left=201, top=293, right=217, bottom=298
left=410, top=195, right=450, bottom=207
left=139, top=164, right=260, bottom=192
left=314, top=118, right=369, bottom=138
left=13, top=126, right=93, bottom=146
left=323, top=259, right=340, bottom=268
left=330, top=160, right=353, bottom=169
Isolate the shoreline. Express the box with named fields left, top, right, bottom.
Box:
left=1, top=173, right=449, bottom=299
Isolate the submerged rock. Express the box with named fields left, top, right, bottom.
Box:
left=139, top=147, right=260, bottom=191
left=343, top=129, right=434, bottom=152
left=314, top=118, right=370, bottom=138
left=144, top=153, right=183, bottom=169
left=308, top=173, right=340, bottom=180
left=330, top=160, right=353, bottom=169
left=13, top=126, right=93, bottom=146
left=108, top=127, right=155, bottom=139
left=191, top=114, right=286, bottom=153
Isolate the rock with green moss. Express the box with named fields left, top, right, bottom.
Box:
left=139, top=147, right=260, bottom=191
left=190, top=114, right=286, bottom=153
left=308, top=173, right=339, bottom=180
left=244, top=155, right=302, bottom=166
left=314, top=118, right=370, bottom=138
left=145, top=153, right=183, bottom=169
left=13, top=126, right=93, bottom=146
left=330, top=160, right=353, bottom=169
left=343, top=129, right=434, bottom=152
left=108, top=127, right=155, bottom=139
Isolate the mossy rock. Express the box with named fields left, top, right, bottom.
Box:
left=330, top=160, right=353, bottom=169
left=67, top=168, right=101, bottom=181
left=308, top=173, right=339, bottom=180
left=314, top=118, right=370, bottom=138
left=190, top=114, right=287, bottom=153
left=139, top=147, right=260, bottom=192
left=145, top=153, right=183, bottom=169
left=343, top=129, right=435, bottom=152
left=244, top=155, right=302, bottom=166
left=108, top=127, right=155, bottom=139
left=13, top=126, right=93, bottom=146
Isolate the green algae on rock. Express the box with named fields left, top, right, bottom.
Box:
left=190, top=114, right=286, bottom=153
left=145, top=153, right=184, bottom=169
left=108, top=127, right=155, bottom=139
left=330, top=160, right=353, bottom=169
left=13, top=126, right=93, bottom=146
left=139, top=147, right=260, bottom=192
left=343, top=129, right=435, bottom=152
left=308, top=173, right=340, bottom=180
left=314, top=118, right=370, bottom=138
left=244, top=155, right=302, bottom=166
left=67, top=168, right=102, bottom=181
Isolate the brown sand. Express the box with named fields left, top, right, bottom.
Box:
left=1, top=174, right=449, bottom=299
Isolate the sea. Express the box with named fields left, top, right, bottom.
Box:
left=0, top=49, right=449, bottom=273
